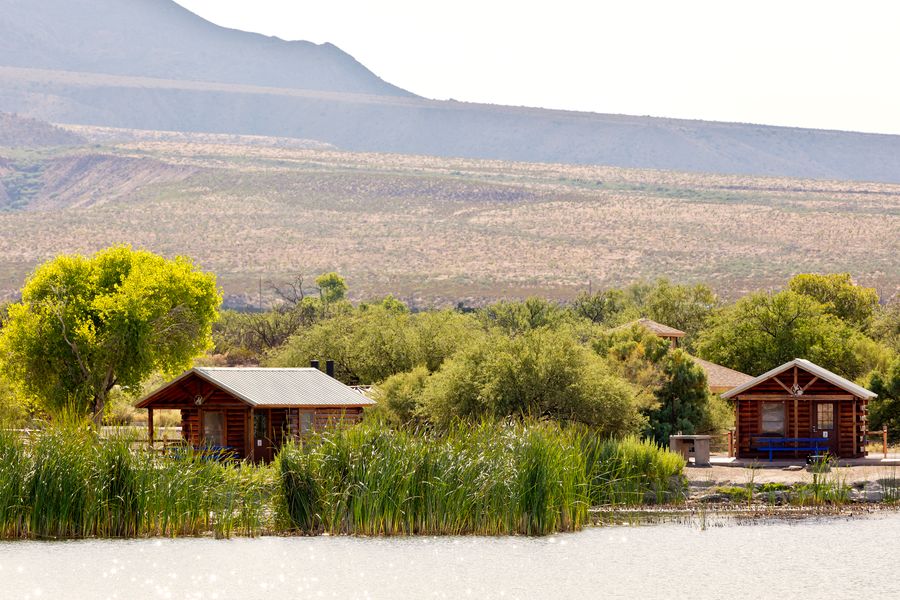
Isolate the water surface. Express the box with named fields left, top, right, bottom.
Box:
left=2, top=514, right=897, bottom=600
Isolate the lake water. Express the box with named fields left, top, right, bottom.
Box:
left=2, top=514, right=898, bottom=600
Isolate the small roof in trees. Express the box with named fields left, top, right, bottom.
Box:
left=619, top=318, right=686, bottom=338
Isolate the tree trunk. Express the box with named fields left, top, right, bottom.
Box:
left=92, top=392, right=106, bottom=426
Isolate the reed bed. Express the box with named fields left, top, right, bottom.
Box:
left=0, top=424, right=277, bottom=540
left=0, top=421, right=685, bottom=539
left=277, top=422, right=686, bottom=536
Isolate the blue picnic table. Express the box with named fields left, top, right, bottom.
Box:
left=753, top=437, right=830, bottom=462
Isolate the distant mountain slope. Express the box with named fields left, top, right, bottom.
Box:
left=0, top=112, right=85, bottom=146
left=1, top=0, right=899, bottom=182
left=0, top=0, right=411, bottom=96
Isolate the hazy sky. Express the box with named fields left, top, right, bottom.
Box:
left=175, top=1, right=900, bottom=134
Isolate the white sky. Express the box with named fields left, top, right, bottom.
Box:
left=174, top=0, right=900, bottom=134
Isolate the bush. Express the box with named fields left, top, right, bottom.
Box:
left=419, top=328, right=643, bottom=435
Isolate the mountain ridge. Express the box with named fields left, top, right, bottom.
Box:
left=2, top=0, right=900, bottom=182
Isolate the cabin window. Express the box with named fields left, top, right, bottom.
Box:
left=300, top=411, right=314, bottom=434
left=816, top=403, right=834, bottom=430
left=253, top=412, right=268, bottom=440
left=203, top=412, right=224, bottom=446
left=761, top=402, right=785, bottom=435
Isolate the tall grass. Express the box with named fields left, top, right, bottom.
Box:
left=0, top=422, right=277, bottom=540
left=581, top=434, right=686, bottom=506
left=277, top=422, right=686, bottom=536
left=0, top=420, right=685, bottom=539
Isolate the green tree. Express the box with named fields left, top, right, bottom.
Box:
left=871, top=301, right=900, bottom=353
left=648, top=349, right=710, bottom=443
left=598, top=324, right=721, bottom=441
left=571, top=289, right=637, bottom=326
left=315, top=272, right=348, bottom=304
left=695, top=290, right=874, bottom=378
left=642, top=279, right=717, bottom=342
left=0, top=247, right=220, bottom=422
left=868, top=356, right=900, bottom=442
left=788, top=273, right=879, bottom=330
left=268, top=306, right=479, bottom=385
left=369, top=366, right=431, bottom=426
left=420, top=328, right=643, bottom=435
left=479, top=297, right=572, bottom=335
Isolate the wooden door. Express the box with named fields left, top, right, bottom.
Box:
left=252, top=411, right=273, bottom=462
left=811, top=402, right=838, bottom=455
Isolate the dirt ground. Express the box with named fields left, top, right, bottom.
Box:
left=686, top=461, right=900, bottom=486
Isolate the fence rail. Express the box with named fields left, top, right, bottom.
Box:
left=866, top=426, right=889, bottom=459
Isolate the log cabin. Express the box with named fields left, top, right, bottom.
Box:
left=721, top=358, right=876, bottom=460
left=136, top=367, right=375, bottom=462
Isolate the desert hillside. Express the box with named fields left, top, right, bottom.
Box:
left=1, top=124, right=897, bottom=306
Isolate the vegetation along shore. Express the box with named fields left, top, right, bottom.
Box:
left=0, top=246, right=897, bottom=539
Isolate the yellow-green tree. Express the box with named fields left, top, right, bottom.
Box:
left=0, top=246, right=220, bottom=422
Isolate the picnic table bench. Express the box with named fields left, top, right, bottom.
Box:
left=752, top=437, right=830, bottom=462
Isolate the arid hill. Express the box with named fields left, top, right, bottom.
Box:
left=0, top=125, right=897, bottom=306
left=0, top=112, right=85, bottom=147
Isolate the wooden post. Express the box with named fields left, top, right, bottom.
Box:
left=147, top=408, right=154, bottom=448
left=852, top=400, right=857, bottom=456
left=727, top=430, right=734, bottom=457
left=885, top=426, right=889, bottom=459
left=793, top=397, right=799, bottom=458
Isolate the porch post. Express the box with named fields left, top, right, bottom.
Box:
left=793, top=397, right=798, bottom=458
left=852, top=399, right=857, bottom=456
left=148, top=408, right=154, bottom=448
left=249, top=408, right=255, bottom=462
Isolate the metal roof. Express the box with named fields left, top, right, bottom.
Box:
left=187, top=367, right=376, bottom=407
left=720, top=358, right=876, bottom=400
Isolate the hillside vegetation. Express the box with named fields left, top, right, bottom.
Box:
left=0, top=126, right=897, bottom=304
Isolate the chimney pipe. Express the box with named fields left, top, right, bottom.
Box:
left=310, top=360, right=320, bottom=370
left=326, top=360, right=335, bottom=377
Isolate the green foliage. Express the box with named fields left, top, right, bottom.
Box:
left=641, top=279, right=718, bottom=344
left=420, top=328, right=643, bottom=435
left=695, top=290, right=875, bottom=378
left=788, top=273, right=879, bottom=331
left=571, top=289, right=638, bottom=326
left=647, top=349, right=711, bottom=442
left=872, top=301, right=900, bottom=353
left=269, top=306, right=479, bottom=384
left=868, top=356, right=900, bottom=441
left=598, top=325, right=718, bottom=442
left=0, top=375, right=29, bottom=427
left=479, top=297, right=573, bottom=335
left=213, top=299, right=324, bottom=360
left=0, top=246, right=221, bottom=420
left=315, top=272, right=348, bottom=304
left=369, top=366, right=431, bottom=426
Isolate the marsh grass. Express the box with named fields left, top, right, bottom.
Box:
left=0, top=422, right=277, bottom=540
left=277, top=422, right=685, bottom=536
left=1, top=420, right=684, bottom=539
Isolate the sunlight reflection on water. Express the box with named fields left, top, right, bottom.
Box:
left=1, top=514, right=897, bottom=600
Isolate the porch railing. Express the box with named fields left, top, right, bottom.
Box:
left=866, top=426, right=889, bottom=459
